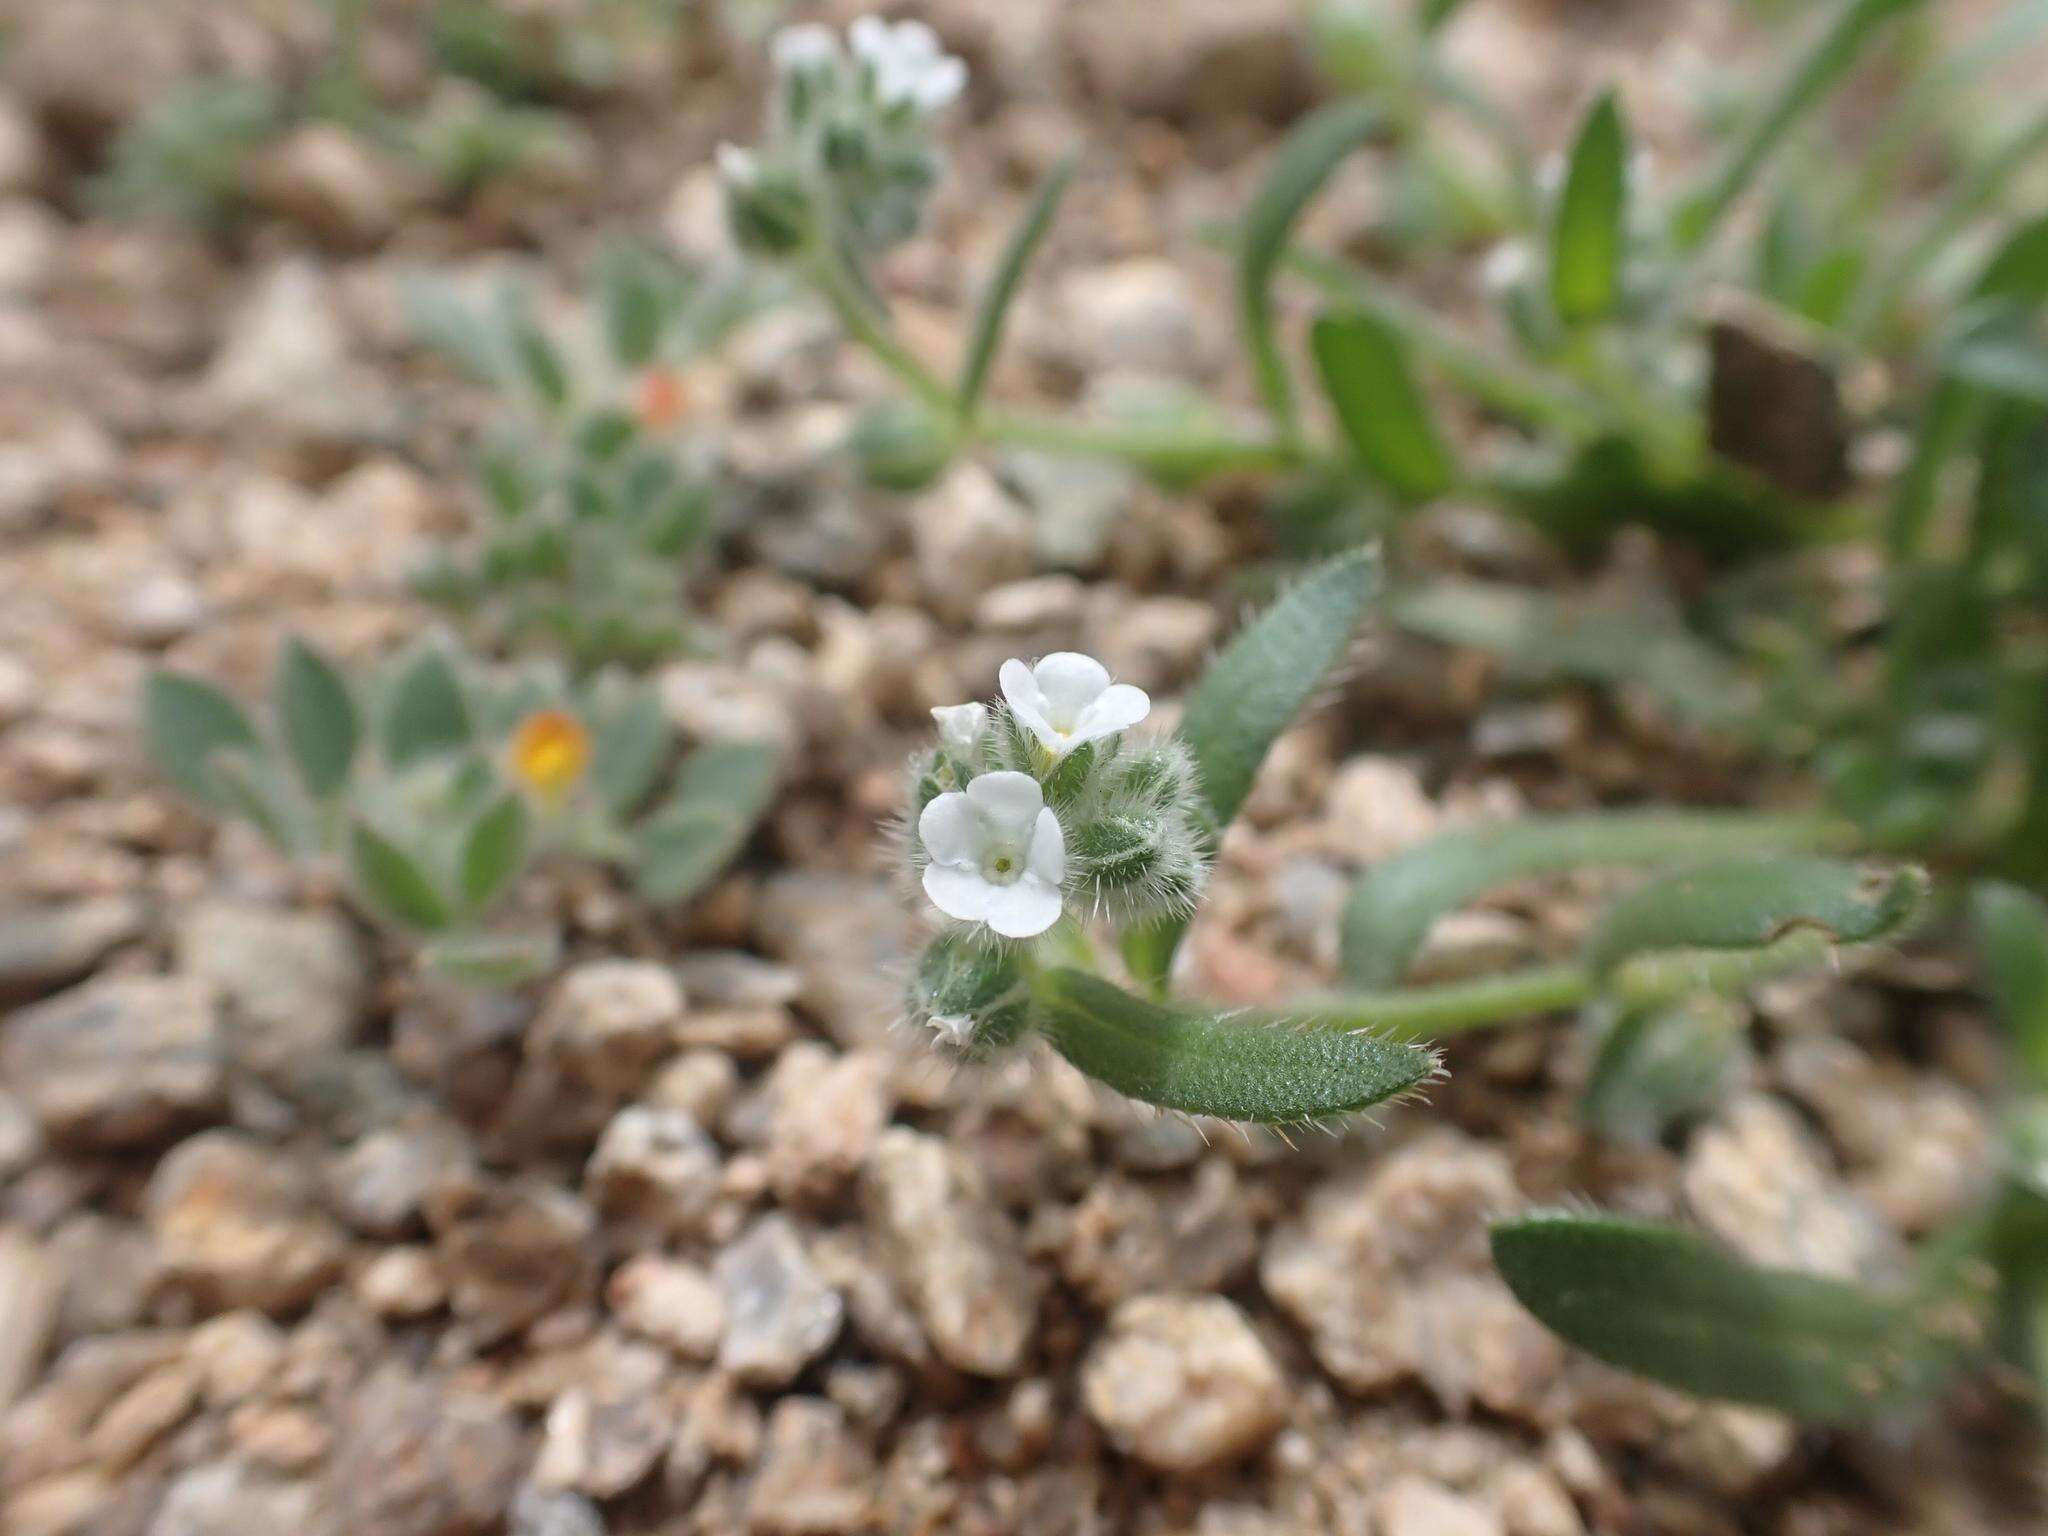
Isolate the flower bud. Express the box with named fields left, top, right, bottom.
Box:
left=851, top=399, right=956, bottom=491
left=908, top=930, right=1030, bottom=1055
left=718, top=147, right=811, bottom=257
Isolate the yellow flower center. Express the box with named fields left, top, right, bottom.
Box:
left=510, top=709, right=591, bottom=800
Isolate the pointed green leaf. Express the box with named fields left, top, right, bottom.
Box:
left=381, top=647, right=472, bottom=770
left=1340, top=809, right=1854, bottom=988
left=144, top=670, right=263, bottom=811
left=1943, top=326, right=2048, bottom=406
left=1238, top=100, right=1382, bottom=438
left=1492, top=1212, right=1984, bottom=1420
left=209, top=748, right=311, bottom=855
left=458, top=792, right=529, bottom=914
left=1581, top=994, right=1747, bottom=1146
left=1550, top=91, right=1628, bottom=324
left=958, top=152, right=1076, bottom=415
left=1311, top=311, right=1455, bottom=500
left=1583, top=855, right=1928, bottom=997
left=633, top=741, right=780, bottom=904
left=1034, top=967, right=1438, bottom=1124
left=349, top=821, right=454, bottom=932
left=419, top=929, right=562, bottom=987
left=1974, top=212, right=2048, bottom=308
left=1971, top=881, right=2048, bottom=1089
left=275, top=637, right=360, bottom=799
left=1180, top=547, right=1381, bottom=831
left=512, top=310, right=570, bottom=413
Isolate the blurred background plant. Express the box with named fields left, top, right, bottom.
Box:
left=402, top=240, right=763, bottom=670
left=143, top=636, right=778, bottom=983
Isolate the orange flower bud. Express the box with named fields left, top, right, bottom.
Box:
left=509, top=709, right=591, bottom=800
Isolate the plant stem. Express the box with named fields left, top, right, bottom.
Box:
left=1279, top=961, right=1595, bottom=1039
left=801, top=242, right=958, bottom=417
left=977, top=408, right=1323, bottom=477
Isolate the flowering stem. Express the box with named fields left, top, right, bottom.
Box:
left=801, top=241, right=959, bottom=417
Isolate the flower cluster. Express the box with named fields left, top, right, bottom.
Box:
left=719, top=18, right=967, bottom=256
left=909, top=650, right=1208, bottom=927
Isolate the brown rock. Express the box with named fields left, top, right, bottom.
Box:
left=745, top=1398, right=877, bottom=1536
left=1080, top=1294, right=1286, bottom=1473
left=765, top=1046, right=890, bottom=1207
left=146, top=1132, right=349, bottom=1317
left=1, top=975, right=222, bottom=1149
left=324, top=1368, right=526, bottom=1536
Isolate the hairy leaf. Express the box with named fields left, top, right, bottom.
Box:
left=1583, top=855, right=1928, bottom=988
left=1034, top=968, right=1438, bottom=1124
left=144, top=670, right=263, bottom=811
left=1239, top=100, right=1382, bottom=438
left=633, top=741, right=779, bottom=904
left=1340, top=809, right=1850, bottom=987
left=349, top=821, right=454, bottom=933
left=1492, top=1212, right=1985, bottom=1419
left=1312, top=311, right=1455, bottom=499
left=381, top=647, right=473, bottom=770
left=458, top=792, right=530, bottom=914
left=276, top=637, right=360, bottom=799
left=590, top=686, right=672, bottom=817
left=1551, top=92, right=1628, bottom=323
left=418, top=929, right=560, bottom=988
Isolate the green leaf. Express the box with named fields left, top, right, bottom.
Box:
left=1974, top=213, right=2048, bottom=308
left=208, top=749, right=311, bottom=856
left=633, top=741, right=780, bottom=904
left=381, top=647, right=472, bottom=770
left=1971, top=881, right=2048, bottom=1089
left=1550, top=91, right=1628, bottom=324
left=1943, top=327, right=2048, bottom=407
left=400, top=274, right=514, bottom=385
left=418, top=929, right=562, bottom=987
left=1581, top=994, right=1747, bottom=1146
left=576, top=409, right=637, bottom=463
left=958, top=152, right=1076, bottom=416
left=590, top=686, right=672, bottom=817
left=1311, top=311, right=1455, bottom=500
left=1340, top=809, right=1850, bottom=987
left=1181, top=547, right=1381, bottom=831
left=1491, top=1212, right=1983, bottom=1420
left=1034, top=968, right=1439, bottom=1124
left=349, top=820, right=454, bottom=933
left=1582, top=855, right=1929, bottom=994
left=458, top=792, right=530, bottom=914
left=144, top=670, right=263, bottom=811
left=597, top=240, right=684, bottom=368
left=275, top=637, right=360, bottom=799
left=511, top=310, right=570, bottom=412
left=1238, top=99, right=1382, bottom=439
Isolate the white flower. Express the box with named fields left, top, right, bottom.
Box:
left=931, top=702, right=989, bottom=755
left=849, top=16, right=967, bottom=113
left=999, top=653, right=1150, bottom=758
left=930, top=1012, right=976, bottom=1047
left=918, top=770, right=1065, bottom=938
left=715, top=142, right=759, bottom=188
left=770, top=22, right=841, bottom=76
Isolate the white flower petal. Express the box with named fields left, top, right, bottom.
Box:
left=770, top=23, right=839, bottom=73
left=714, top=143, right=758, bottom=186
left=915, top=57, right=966, bottom=111
left=1032, top=653, right=1112, bottom=724
left=998, top=657, right=1050, bottom=734
left=922, top=862, right=993, bottom=923
left=917, top=790, right=979, bottom=865
left=964, top=770, right=1044, bottom=836
left=1071, top=682, right=1150, bottom=745
left=982, top=876, right=1063, bottom=938
left=1026, top=806, right=1065, bottom=885
left=931, top=702, right=988, bottom=753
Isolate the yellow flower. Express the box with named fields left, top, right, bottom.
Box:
left=509, top=709, right=591, bottom=801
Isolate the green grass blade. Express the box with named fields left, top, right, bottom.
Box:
left=1311, top=311, right=1455, bottom=500
left=1034, top=968, right=1438, bottom=1124
left=1238, top=100, right=1382, bottom=441
left=1550, top=91, right=1627, bottom=324
left=1492, top=1212, right=1983, bottom=1420
left=1340, top=809, right=1853, bottom=987
left=958, top=153, right=1076, bottom=416
left=1671, top=0, right=1927, bottom=253
left=1971, top=880, right=2048, bottom=1090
